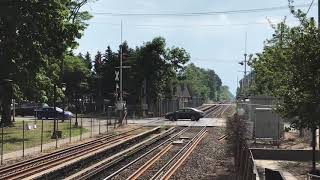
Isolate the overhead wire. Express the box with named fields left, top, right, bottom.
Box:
left=91, top=3, right=315, bottom=17
left=191, top=58, right=237, bottom=64
left=306, top=0, right=315, bottom=15
left=88, top=3, right=313, bottom=29
left=88, top=21, right=268, bottom=28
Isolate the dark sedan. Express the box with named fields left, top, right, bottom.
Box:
left=165, top=107, right=205, bottom=121
left=35, top=107, right=73, bottom=120
left=15, top=102, right=48, bottom=117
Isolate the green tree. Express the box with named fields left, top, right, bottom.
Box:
left=219, top=86, right=234, bottom=101
left=101, top=46, right=117, bottom=103
left=136, top=37, right=189, bottom=104
left=0, top=0, right=92, bottom=126
left=93, top=51, right=104, bottom=110
left=84, top=52, right=93, bottom=70
left=251, top=3, right=320, bottom=172
left=179, top=63, right=223, bottom=101
left=63, top=55, right=91, bottom=105
left=94, top=38, right=190, bottom=110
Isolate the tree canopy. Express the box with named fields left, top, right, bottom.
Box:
left=179, top=63, right=231, bottom=101
left=0, top=0, right=92, bottom=126
left=0, top=1, right=231, bottom=126
left=251, top=4, right=320, bottom=129
left=88, top=37, right=231, bottom=111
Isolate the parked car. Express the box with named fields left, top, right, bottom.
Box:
left=165, top=107, right=205, bottom=121
left=15, top=102, right=48, bottom=117
left=35, top=107, right=73, bottom=120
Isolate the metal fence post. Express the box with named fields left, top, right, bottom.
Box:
left=237, top=146, right=243, bottom=180
left=22, top=120, right=25, bottom=157
left=90, top=117, right=93, bottom=138
left=125, top=108, right=127, bottom=125
left=243, top=148, right=249, bottom=180
left=40, top=118, right=44, bottom=152
left=55, top=128, right=58, bottom=149
left=106, top=119, right=109, bottom=133
left=98, top=119, right=101, bottom=135
left=240, top=147, right=246, bottom=180
left=80, top=116, right=83, bottom=141
left=1, top=123, right=4, bottom=165
left=249, top=158, right=254, bottom=180
left=69, top=117, right=72, bottom=143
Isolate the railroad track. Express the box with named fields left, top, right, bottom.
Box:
left=96, top=126, right=207, bottom=180
left=204, top=103, right=232, bottom=118
left=144, top=127, right=207, bottom=180
left=147, top=127, right=207, bottom=180
left=204, top=105, right=221, bottom=117
left=210, top=105, right=225, bottom=118
left=0, top=119, right=164, bottom=179
left=198, top=105, right=215, bottom=113
left=219, top=104, right=231, bottom=117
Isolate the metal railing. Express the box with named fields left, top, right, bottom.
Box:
left=235, top=142, right=259, bottom=180
left=307, top=173, right=320, bottom=180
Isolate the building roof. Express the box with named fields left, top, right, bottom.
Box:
left=174, top=84, right=191, bottom=98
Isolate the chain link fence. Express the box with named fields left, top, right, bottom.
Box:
left=227, top=114, right=259, bottom=180
left=0, top=107, right=123, bottom=164
left=0, top=95, right=200, bottom=164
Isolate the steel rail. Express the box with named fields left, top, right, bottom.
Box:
left=212, top=105, right=225, bottom=118
left=69, top=127, right=175, bottom=180
left=218, top=134, right=228, bottom=141
left=161, top=130, right=208, bottom=180
left=103, top=126, right=192, bottom=180
left=212, top=104, right=230, bottom=118
left=198, top=105, right=213, bottom=112
left=1, top=135, right=132, bottom=180
left=150, top=126, right=207, bottom=180
left=127, top=143, right=173, bottom=180
left=0, top=119, right=164, bottom=179
left=10, top=138, right=131, bottom=179
left=204, top=105, right=221, bottom=117
left=220, top=104, right=231, bottom=117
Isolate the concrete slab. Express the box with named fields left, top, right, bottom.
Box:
left=127, top=117, right=226, bottom=127
left=255, top=160, right=299, bottom=180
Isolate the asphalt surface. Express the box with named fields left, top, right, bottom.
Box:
left=127, top=117, right=226, bottom=127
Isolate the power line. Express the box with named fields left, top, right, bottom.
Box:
left=89, top=21, right=284, bottom=28
left=92, top=3, right=315, bottom=17
left=191, top=58, right=237, bottom=64
left=88, top=21, right=301, bottom=31
left=306, top=0, right=315, bottom=15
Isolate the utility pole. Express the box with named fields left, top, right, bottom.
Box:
left=119, top=20, right=124, bottom=125
left=51, top=84, right=57, bottom=139
left=318, top=0, right=320, bottom=29
left=120, top=20, right=123, bottom=106
left=238, top=32, right=248, bottom=98
left=318, top=0, right=320, bottom=152
left=244, top=54, right=247, bottom=77
left=244, top=32, right=248, bottom=77
left=312, top=0, right=320, bottom=173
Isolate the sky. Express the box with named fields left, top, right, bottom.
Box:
left=75, top=0, right=318, bottom=95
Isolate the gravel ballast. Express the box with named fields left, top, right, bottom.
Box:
left=170, top=127, right=235, bottom=180
left=98, top=127, right=234, bottom=180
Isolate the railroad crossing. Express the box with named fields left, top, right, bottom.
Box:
left=0, top=104, right=235, bottom=180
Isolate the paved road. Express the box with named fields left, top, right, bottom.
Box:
left=127, top=117, right=226, bottom=127
left=14, top=116, right=226, bottom=127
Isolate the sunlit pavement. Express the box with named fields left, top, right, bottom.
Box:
left=127, top=117, right=226, bottom=127
left=14, top=116, right=226, bottom=127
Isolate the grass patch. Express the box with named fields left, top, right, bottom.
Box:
left=0, top=120, right=88, bottom=154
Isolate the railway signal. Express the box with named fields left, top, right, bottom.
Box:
left=115, top=71, right=119, bottom=81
